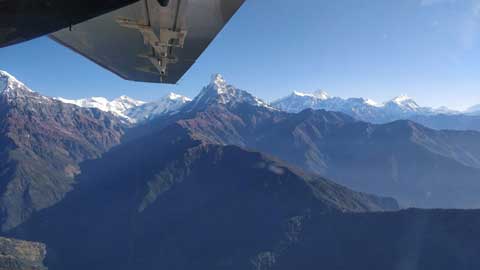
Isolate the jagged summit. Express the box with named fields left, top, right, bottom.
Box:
left=187, top=74, right=274, bottom=111
left=390, top=94, right=412, bottom=103
left=389, top=94, right=415, bottom=105
left=293, top=90, right=330, bottom=100
left=125, top=92, right=192, bottom=122
left=386, top=94, right=420, bottom=111
left=0, top=70, right=33, bottom=94
left=0, top=71, right=50, bottom=105
left=199, top=73, right=237, bottom=100
left=209, top=73, right=228, bottom=94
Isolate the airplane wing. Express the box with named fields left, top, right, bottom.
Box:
left=49, top=0, right=245, bottom=84
left=0, top=0, right=140, bottom=47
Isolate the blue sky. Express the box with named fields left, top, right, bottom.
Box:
left=1, top=0, right=480, bottom=110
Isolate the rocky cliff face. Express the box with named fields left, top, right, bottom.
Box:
left=0, top=237, right=46, bottom=270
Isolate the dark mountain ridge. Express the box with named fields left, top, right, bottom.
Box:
left=8, top=121, right=480, bottom=270
left=12, top=121, right=396, bottom=270
left=11, top=135, right=480, bottom=270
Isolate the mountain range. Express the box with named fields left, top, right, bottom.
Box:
left=4, top=71, right=480, bottom=209
left=3, top=70, right=480, bottom=269
left=272, top=90, right=480, bottom=131
left=466, top=104, right=480, bottom=114
left=57, top=92, right=191, bottom=123
left=123, top=75, right=480, bottom=208
left=273, top=90, right=442, bottom=117
left=54, top=80, right=480, bottom=132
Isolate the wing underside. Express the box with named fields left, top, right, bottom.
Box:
left=50, top=0, right=245, bottom=84
left=0, top=0, right=140, bottom=47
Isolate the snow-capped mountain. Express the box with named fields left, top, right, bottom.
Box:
left=272, top=90, right=456, bottom=123
left=466, top=104, right=480, bottom=115
left=383, top=94, right=421, bottom=112
left=185, top=74, right=275, bottom=111
left=1, top=70, right=34, bottom=95
left=56, top=92, right=193, bottom=123
left=126, top=92, right=192, bottom=122
left=0, top=70, right=57, bottom=105
left=5, top=69, right=480, bottom=131
left=0, top=70, right=127, bottom=231
left=56, top=95, right=146, bottom=121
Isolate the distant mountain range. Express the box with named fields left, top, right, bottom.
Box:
left=272, top=90, right=480, bottom=131
left=3, top=70, right=480, bottom=269
left=273, top=90, right=446, bottom=117
left=52, top=78, right=480, bottom=132
left=56, top=95, right=146, bottom=121
left=57, top=92, right=191, bottom=123
left=467, top=105, right=480, bottom=114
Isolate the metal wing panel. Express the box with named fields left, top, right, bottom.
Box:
left=50, top=0, right=245, bottom=84
left=0, top=0, right=140, bottom=48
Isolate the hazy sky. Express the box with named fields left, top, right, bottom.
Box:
left=1, top=0, right=480, bottom=110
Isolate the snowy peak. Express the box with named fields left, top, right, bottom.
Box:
left=387, top=95, right=420, bottom=110
left=113, top=95, right=146, bottom=107
left=292, top=90, right=330, bottom=100
left=56, top=92, right=193, bottom=123
left=274, top=90, right=424, bottom=114
left=391, top=94, right=412, bottom=103
left=362, top=98, right=380, bottom=107
left=0, top=70, right=34, bottom=95
left=209, top=74, right=228, bottom=94
left=56, top=95, right=146, bottom=121
left=200, top=73, right=235, bottom=100
left=165, top=92, right=192, bottom=102
left=110, top=95, right=146, bottom=113
left=189, top=74, right=273, bottom=110
left=313, top=90, right=330, bottom=100
left=0, top=70, right=51, bottom=105
left=273, top=90, right=337, bottom=113
left=271, top=90, right=447, bottom=123
left=126, top=92, right=191, bottom=122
